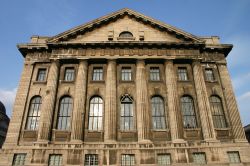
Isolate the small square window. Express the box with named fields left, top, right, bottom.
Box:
left=192, top=153, right=206, bottom=164
left=49, top=154, right=62, bottom=166
left=121, top=154, right=135, bottom=166
left=64, top=68, right=75, bottom=81
left=84, top=154, right=98, bottom=166
left=228, top=151, right=241, bottom=163
left=178, top=67, right=188, bottom=81
left=36, top=68, right=46, bottom=81
left=121, top=67, right=132, bottom=81
left=92, top=67, right=103, bottom=81
left=12, top=154, right=26, bottom=166
left=150, top=67, right=160, bottom=81
left=205, top=68, right=215, bottom=81
left=157, top=154, right=171, bottom=165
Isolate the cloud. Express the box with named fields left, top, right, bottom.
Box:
left=0, top=88, right=17, bottom=117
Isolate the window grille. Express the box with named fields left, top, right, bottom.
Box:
left=26, top=96, right=41, bottom=130
left=88, top=97, right=103, bottom=131
left=84, top=154, right=98, bottom=166
left=49, top=154, right=62, bottom=166
left=12, top=154, right=26, bottom=166
left=151, top=96, right=166, bottom=129
left=92, top=67, right=103, bottom=81
left=210, top=96, right=227, bottom=128
left=120, top=96, right=134, bottom=130
left=121, top=154, right=135, bottom=166
left=193, top=153, right=206, bottom=164
left=121, top=67, right=132, bottom=81
left=178, top=67, right=188, bottom=81
left=36, top=68, right=46, bottom=81
left=64, top=68, right=75, bottom=81
left=57, top=96, right=72, bottom=130
left=157, top=154, right=171, bottom=165
left=150, top=67, right=160, bottom=81
left=205, top=68, right=215, bottom=81
left=181, top=96, right=197, bottom=128
left=227, top=151, right=241, bottom=163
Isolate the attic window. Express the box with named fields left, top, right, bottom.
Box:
left=118, top=31, right=135, bottom=40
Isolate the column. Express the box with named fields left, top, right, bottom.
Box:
left=136, top=60, right=150, bottom=142
left=38, top=60, right=59, bottom=141
left=71, top=60, right=88, bottom=142
left=193, top=60, right=216, bottom=140
left=165, top=60, right=183, bottom=141
left=217, top=63, right=246, bottom=140
left=104, top=59, right=117, bottom=141
left=4, top=61, right=34, bottom=147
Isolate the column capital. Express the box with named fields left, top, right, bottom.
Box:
left=136, top=59, right=145, bottom=66
left=164, top=59, right=173, bottom=65
left=107, top=59, right=117, bottom=64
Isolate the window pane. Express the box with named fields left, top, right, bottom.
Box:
left=228, top=152, right=241, bottom=163
left=64, top=68, right=75, bottom=81
left=178, top=67, right=188, bottom=81
left=85, top=154, right=98, bottom=166
left=181, top=96, right=197, bottom=128
left=150, top=67, right=160, bottom=81
left=210, top=96, right=227, bottom=128
left=205, top=69, right=215, bottom=81
left=36, top=68, right=46, bottom=81
left=12, top=154, right=26, bottom=166
left=26, top=96, right=42, bottom=130
left=121, top=154, right=135, bottom=166
left=92, top=68, right=103, bottom=81
left=49, top=154, right=62, bottom=166
left=57, top=97, right=72, bottom=130
left=120, top=96, right=133, bottom=130
left=151, top=97, right=166, bottom=129
left=193, top=153, right=206, bottom=164
left=157, top=154, right=171, bottom=165
left=121, top=67, right=132, bottom=81
left=89, top=97, right=103, bottom=131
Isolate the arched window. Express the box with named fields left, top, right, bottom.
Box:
left=26, top=96, right=42, bottom=130
left=120, top=95, right=134, bottom=130
left=88, top=96, right=103, bottom=131
left=151, top=96, right=166, bottom=129
left=119, top=31, right=133, bottom=38
left=181, top=96, right=197, bottom=128
left=210, top=96, right=227, bottom=128
left=57, top=96, right=72, bottom=130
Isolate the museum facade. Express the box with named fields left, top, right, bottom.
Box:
left=0, top=8, right=249, bottom=166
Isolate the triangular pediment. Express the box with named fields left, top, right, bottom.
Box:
left=48, top=8, right=203, bottom=43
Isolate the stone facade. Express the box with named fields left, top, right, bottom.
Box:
left=0, top=8, right=250, bottom=166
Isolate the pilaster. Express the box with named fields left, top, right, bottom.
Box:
left=136, top=60, right=150, bottom=142
left=71, top=60, right=88, bottom=142
left=3, top=61, right=34, bottom=147
left=192, top=60, right=216, bottom=141
left=104, top=59, right=117, bottom=142
left=38, top=60, right=59, bottom=141
left=165, top=60, right=183, bottom=142
left=217, top=63, right=246, bottom=140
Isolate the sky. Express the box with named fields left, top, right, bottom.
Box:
left=0, top=0, right=249, bottom=125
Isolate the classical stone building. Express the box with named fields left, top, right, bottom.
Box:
left=0, top=101, right=9, bottom=148
left=1, top=8, right=250, bottom=165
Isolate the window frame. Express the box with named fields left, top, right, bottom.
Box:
left=180, top=96, right=198, bottom=129
left=92, top=67, right=104, bottom=81
left=205, top=68, right=216, bottom=82
left=25, top=96, right=42, bottom=130
left=48, top=154, right=63, bottom=166
left=227, top=151, right=241, bottom=163
left=150, top=67, right=161, bottom=81
left=210, top=96, right=227, bottom=129
left=157, top=154, right=171, bottom=165
left=36, top=68, right=47, bottom=82
left=84, top=154, right=99, bottom=166
left=56, top=96, right=73, bottom=130
left=120, top=95, right=134, bottom=131
left=121, top=67, right=132, bottom=81
left=151, top=96, right=166, bottom=130
left=12, top=153, right=26, bottom=166
left=177, top=67, right=188, bottom=81
left=192, top=152, right=206, bottom=164
left=64, top=67, right=75, bottom=82
left=88, top=96, right=103, bottom=131
left=121, top=154, right=135, bottom=166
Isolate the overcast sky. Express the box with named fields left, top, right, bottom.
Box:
left=0, top=0, right=249, bottom=126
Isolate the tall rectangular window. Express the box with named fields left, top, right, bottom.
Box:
left=121, top=154, right=135, bottom=166
left=157, top=154, right=171, bottom=165
left=120, top=96, right=134, bottom=130
left=178, top=67, right=188, bottom=81
left=12, top=154, right=26, bottom=166
left=84, top=154, right=98, bottom=166
left=121, top=67, right=132, bottom=81
left=49, top=154, right=62, bottom=166
left=36, top=68, right=46, bottom=81
left=92, top=67, right=103, bottom=81
left=64, top=68, right=75, bottom=81
left=205, top=68, right=215, bottom=81
left=227, top=151, right=241, bottom=163
left=192, top=153, right=206, bottom=164
left=150, top=67, right=160, bottom=81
